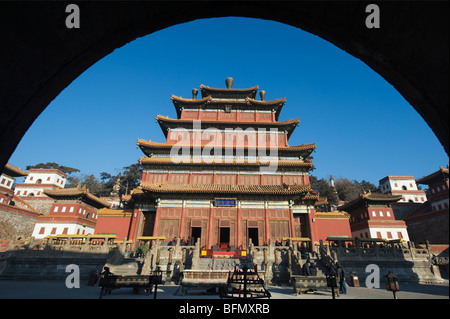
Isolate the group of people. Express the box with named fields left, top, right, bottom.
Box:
left=325, top=261, right=347, bottom=296
left=303, top=259, right=348, bottom=296
left=301, top=258, right=318, bottom=276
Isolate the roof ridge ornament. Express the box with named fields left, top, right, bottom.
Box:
left=192, top=88, right=198, bottom=100
left=225, top=77, right=234, bottom=89
left=260, top=90, right=266, bottom=101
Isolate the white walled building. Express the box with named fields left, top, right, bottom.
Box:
left=1, top=164, right=41, bottom=240
left=379, top=175, right=427, bottom=204
left=338, top=192, right=410, bottom=241
left=31, top=186, right=110, bottom=239
left=14, top=169, right=68, bottom=215
left=14, top=169, right=67, bottom=198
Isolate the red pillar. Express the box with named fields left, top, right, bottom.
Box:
left=207, top=205, right=215, bottom=249
left=153, top=206, right=162, bottom=236
left=264, top=204, right=270, bottom=244
left=308, top=207, right=318, bottom=246
left=179, top=202, right=187, bottom=239
left=289, top=206, right=295, bottom=238
left=128, top=207, right=143, bottom=249
left=237, top=205, right=242, bottom=248
left=304, top=174, right=310, bottom=185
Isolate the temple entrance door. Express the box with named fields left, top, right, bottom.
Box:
left=191, top=227, right=202, bottom=245
left=248, top=227, right=259, bottom=246
left=219, top=227, right=230, bottom=251
left=142, top=211, right=156, bottom=236
left=299, top=214, right=309, bottom=238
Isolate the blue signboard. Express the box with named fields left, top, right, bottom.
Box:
left=215, top=198, right=236, bottom=207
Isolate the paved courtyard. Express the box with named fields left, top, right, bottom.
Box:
left=0, top=280, right=447, bottom=299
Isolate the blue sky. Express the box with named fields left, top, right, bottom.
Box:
left=8, top=17, right=448, bottom=186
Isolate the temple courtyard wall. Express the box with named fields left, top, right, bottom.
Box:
left=1, top=237, right=447, bottom=288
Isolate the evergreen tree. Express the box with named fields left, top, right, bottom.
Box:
left=26, top=162, right=79, bottom=174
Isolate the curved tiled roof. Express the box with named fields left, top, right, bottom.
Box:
left=170, top=95, right=286, bottom=120
left=155, top=114, right=299, bottom=126
left=136, top=139, right=315, bottom=152
left=338, top=192, right=403, bottom=212
left=155, top=115, right=300, bottom=139
left=315, top=212, right=350, bottom=219
left=2, top=163, right=28, bottom=177
left=171, top=95, right=212, bottom=104
left=139, top=156, right=313, bottom=168
left=139, top=181, right=312, bottom=195
left=416, top=166, right=449, bottom=185
left=97, top=208, right=133, bottom=217
left=171, top=95, right=285, bottom=106
left=199, top=84, right=259, bottom=99
left=44, top=186, right=110, bottom=208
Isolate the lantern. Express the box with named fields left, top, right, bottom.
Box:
left=386, top=271, right=400, bottom=299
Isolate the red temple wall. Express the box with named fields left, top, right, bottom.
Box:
left=123, top=205, right=354, bottom=249
left=47, top=202, right=98, bottom=224
left=95, top=215, right=132, bottom=240
left=152, top=206, right=299, bottom=249
left=180, top=110, right=275, bottom=122
left=142, top=172, right=307, bottom=186
left=167, top=131, right=288, bottom=147
left=313, top=218, right=352, bottom=243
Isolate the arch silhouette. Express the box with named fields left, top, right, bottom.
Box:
left=0, top=2, right=448, bottom=174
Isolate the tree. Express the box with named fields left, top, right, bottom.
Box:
left=65, top=173, right=108, bottom=196
left=310, top=175, right=338, bottom=207
left=26, top=162, right=79, bottom=174
left=42, top=161, right=143, bottom=197
left=334, top=177, right=364, bottom=202
left=359, top=180, right=379, bottom=193
left=99, top=171, right=116, bottom=195
left=120, top=162, right=142, bottom=192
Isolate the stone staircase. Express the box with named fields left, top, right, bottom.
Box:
left=304, top=257, right=328, bottom=277
left=0, top=252, right=107, bottom=280
left=107, top=257, right=143, bottom=275
left=192, top=257, right=254, bottom=271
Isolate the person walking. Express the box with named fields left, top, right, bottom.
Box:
left=336, top=262, right=347, bottom=295
left=328, top=262, right=340, bottom=297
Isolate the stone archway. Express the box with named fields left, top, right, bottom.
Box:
left=0, top=1, right=448, bottom=174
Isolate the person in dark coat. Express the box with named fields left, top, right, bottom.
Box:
left=310, top=262, right=317, bottom=276
left=325, top=262, right=339, bottom=297
left=336, top=262, right=347, bottom=294
left=302, top=259, right=311, bottom=276
left=100, top=266, right=113, bottom=277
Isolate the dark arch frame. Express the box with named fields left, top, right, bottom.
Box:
left=0, top=1, right=448, bottom=174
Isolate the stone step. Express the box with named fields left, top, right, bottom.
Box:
left=0, top=255, right=107, bottom=280
left=192, top=258, right=253, bottom=271
left=108, top=259, right=142, bottom=275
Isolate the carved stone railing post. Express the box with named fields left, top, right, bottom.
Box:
left=118, top=237, right=125, bottom=254
left=374, top=241, right=379, bottom=257
left=47, top=237, right=54, bottom=250
left=82, top=236, right=89, bottom=252
left=391, top=242, right=397, bottom=259
left=426, top=241, right=432, bottom=260
left=338, top=240, right=344, bottom=257
left=408, top=241, right=415, bottom=260
left=355, top=239, right=361, bottom=257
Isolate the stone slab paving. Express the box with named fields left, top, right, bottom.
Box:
left=0, top=280, right=447, bottom=299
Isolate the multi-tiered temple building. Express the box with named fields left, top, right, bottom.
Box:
left=97, top=78, right=351, bottom=249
